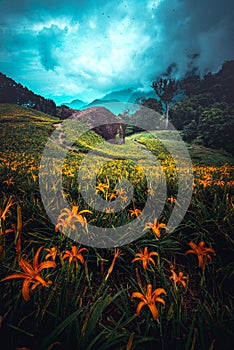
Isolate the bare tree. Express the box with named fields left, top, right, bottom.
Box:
left=152, top=78, right=179, bottom=129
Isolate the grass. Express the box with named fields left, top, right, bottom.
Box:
left=0, top=103, right=234, bottom=349
left=130, top=130, right=234, bottom=166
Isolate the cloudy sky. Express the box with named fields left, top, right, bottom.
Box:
left=0, top=0, right=234, bottom=104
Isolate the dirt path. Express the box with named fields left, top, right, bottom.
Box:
left=51, top=123, right=156, bottom=163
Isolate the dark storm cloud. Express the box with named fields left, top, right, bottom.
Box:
left=37, top=25, right=65, bottom=70
left=0, top=0, right=233, bottom=103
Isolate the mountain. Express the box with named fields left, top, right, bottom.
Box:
left=63, top=99, right=86, bottom=109
left=63, top=88, right=157, bottom=112
left=0, top=72, right=57, bottom=116
left=86, top=98, right=119, bottom=107
left=100, top=88, right=156, bottom=104
left=101, top=88, right=135, bottom=102
left=127, top=89, right=157, bottom=103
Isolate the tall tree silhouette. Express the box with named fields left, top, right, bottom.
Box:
left=152, top=78, right=179, bottom=129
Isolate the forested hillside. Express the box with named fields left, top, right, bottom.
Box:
left=0, top=72, right=57, bottom=116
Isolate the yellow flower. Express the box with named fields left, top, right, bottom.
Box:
left=169, top=268, right=188, bottom=289
left=143, top=218, right=167, bottom=238
left=62, top=246, right=88, bottom=265
left=132, top=284, right=167, bottom=320
left=132, top=247, right=158, bottom=270
left=129, top=208, right=142, bottom=218
left=1, top=247, right=56, bottom=301
left=45, top=247, right=57, bottom=261
left=185, top=241, right=215, bottom=270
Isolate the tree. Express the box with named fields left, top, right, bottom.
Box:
left=141, top=98, right=163, bottom=114
left=199, top=103, right=234, bottom=155
left=180, top=75, right=201, bottom=97
left=151, top=78, right=179, bottom=129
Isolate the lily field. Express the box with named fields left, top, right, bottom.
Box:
left=0, top=104, right=233, bottom=350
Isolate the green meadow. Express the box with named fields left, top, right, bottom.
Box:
left=0, top=104, right=233, bottom=349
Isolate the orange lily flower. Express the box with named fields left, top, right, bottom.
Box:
left=96, top=183, right=109, bottom=194
left=0, top=197, right=16, bottom=221
left=55, top=206, right=92, bottom=233
left=1, top=247, right=56, bottom=301
left=132, top=284, right=167, bottom=320
left=169, top=268, right=188, bottom=289
left=132, top=247, right=158, bottom=270
left=3, top=178, right=15, bottom=186
left=148, top=188, right=155, bottom=196
left=199, top=180, right=211, bottom=188
left=108, top=192, right=117, bottom=201
left=216, top=180, right=225, bottom=187
left=116, top=188, right=127, bottom=197
left=55, top=218, right=74, bottom=234
left=62, top=246, right=88, bottom=265
left=105, top=206, right=115, bottom=213
left=143, top=218, right=167, bottom=238
left=185, top=241, right=215, bottom=269
left=45, top=247, right=57, bottom=261
left=129, top=208, right=142, bottom=218
left=167, top=196, right=177, bottom=204
left=58, top=205, right=92, bottom=227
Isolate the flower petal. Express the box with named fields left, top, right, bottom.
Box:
left=33, top=246, right=44, bottom=270
left=37, top=261, right=56, bottom=272
left=148, top=303, right=159, bottom=320
left=154, top=297, right=166, bottom=306
left=1, top=273, right=28, bottom=282
left=19, top=259, right=34, bottom=275
left=148, top=257, right=156, bottom=265
left=185, top=249, right=196, bottom=256
left=22, top=279, right=31, bottom=301
left=149, top=252, right=158, bottom=257
left=132, top=292, right=146, bottom=301
left=77, top=254, right=85, bottom=264
left=136, top=301, right=146, bottom=317
left=152, top=288, right=167, bottom=298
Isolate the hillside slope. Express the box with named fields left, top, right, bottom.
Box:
left=0, top=104, right=58, bottom=162
left=0, top=72, right=57, bottom=115
left=1, top=103, right=233, bottom=173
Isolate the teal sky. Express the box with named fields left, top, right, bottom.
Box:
left=0, top=0, right=233, bottom=104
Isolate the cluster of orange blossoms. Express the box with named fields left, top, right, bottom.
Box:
left=1, top=245, right=88, bottom=301
left=131, top=240, right=215, bottom=320
left=1, top=204, right=215, bottom=322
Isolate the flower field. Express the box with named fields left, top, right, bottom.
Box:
left=0, top=104, right=233, bottom=349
